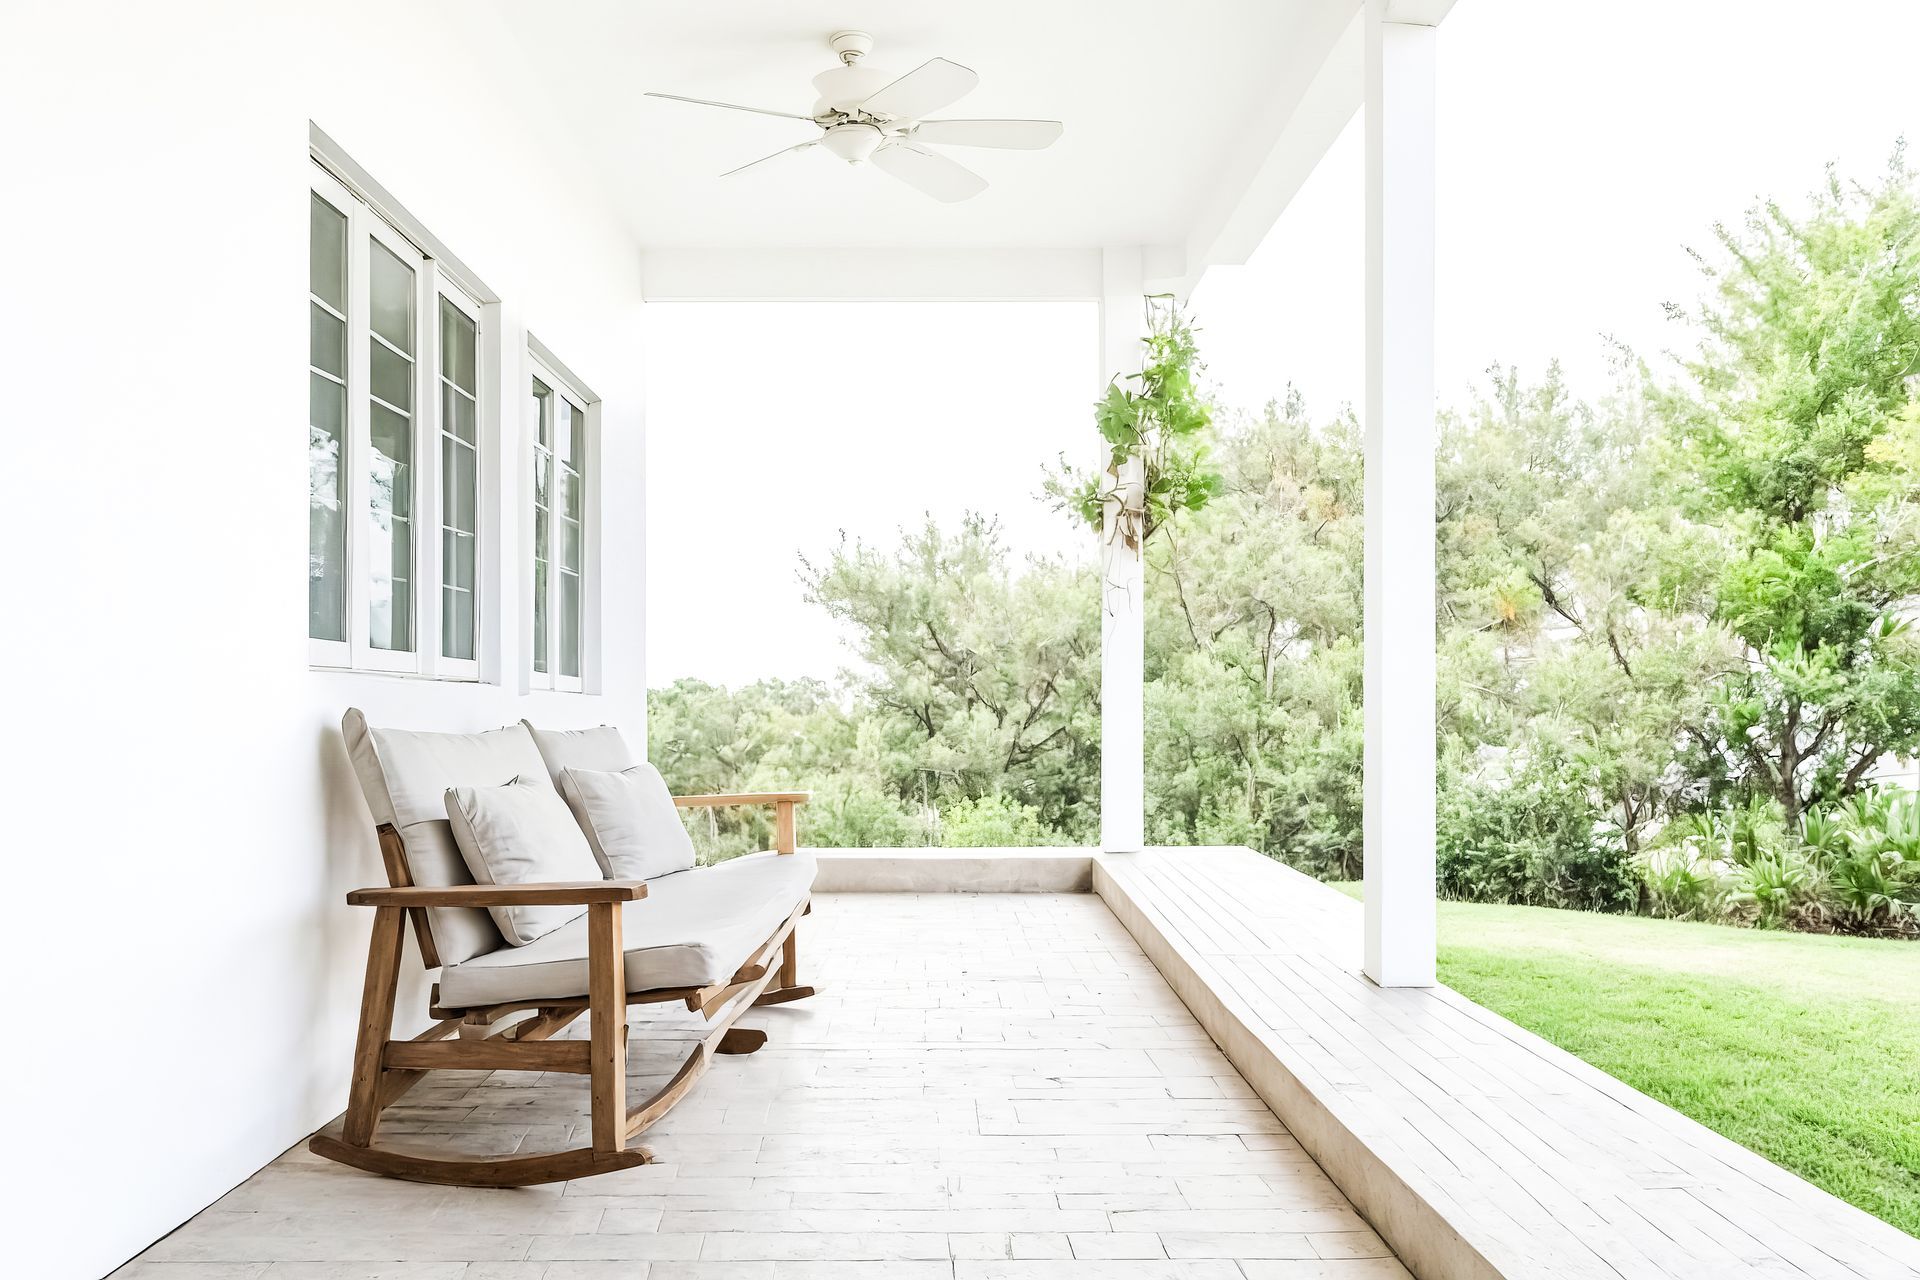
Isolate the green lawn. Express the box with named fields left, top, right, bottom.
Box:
left=1328, top=885, right=1920, bottom=1237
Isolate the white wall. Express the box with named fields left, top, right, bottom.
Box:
left=0, top=4, right=648, bottom=1275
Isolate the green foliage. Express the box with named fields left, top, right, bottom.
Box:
left=650, top=152, right=1920, bottom=942
left=937, top=792, right=1070, bottom=847
left=1437, top=741, right=1637, bottom=912
left=1639, top=845, right=1729, bottom=921
left=1664, top=151, right=1920, bottom=823
left=1046, top=296, right=1219, bottom=546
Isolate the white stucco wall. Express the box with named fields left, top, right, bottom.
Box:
left=1, top=5, right=648, bottom=1275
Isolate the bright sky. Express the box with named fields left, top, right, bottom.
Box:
left=647, top=0, right=1920, bottom=690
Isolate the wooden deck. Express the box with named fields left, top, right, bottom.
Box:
left=1090, top=847, right=1920, bottom=1280
left=115, top=890, right=1404, bottom=1279
left=111, top=847, right=1919, bottom=1280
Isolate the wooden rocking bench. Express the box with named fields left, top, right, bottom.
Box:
left=309, top=711, right=817, bottom=1187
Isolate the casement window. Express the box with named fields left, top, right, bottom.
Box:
left=527, top=351, right=597, bottom=692
left=309, top=162, right=484, bottom=679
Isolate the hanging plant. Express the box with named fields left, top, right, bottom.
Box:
left=1048, top=295, right=1218, bottom=551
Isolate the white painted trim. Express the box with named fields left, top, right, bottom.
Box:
left=525, top=342, right=598, bottom=694
left=309, top=158, right=497, bottom=683
left=1361, top=6, right=1438, bottom=988
left=430, top=281, right=486, bottom=683
left=309, top=122, right=499, bottom=307
left=640, top=247, right=1106, bottom=301
left=1163, top=4, right=1365, bottom=299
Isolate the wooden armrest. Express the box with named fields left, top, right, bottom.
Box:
left=672, top=791, right=810, bottom=809
left=347, top=881, right=648, bottom=907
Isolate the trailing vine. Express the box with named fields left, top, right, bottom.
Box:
left=1047, top=295, right=1218, bottom=551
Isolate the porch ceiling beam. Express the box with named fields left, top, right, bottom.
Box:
left=639, top=247, right=1105, bottom=301
left=1156, top=2, right=1366, bottom=299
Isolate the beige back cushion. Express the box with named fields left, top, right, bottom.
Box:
left=522, top=721, right=637, bottom=787
left=341, top=708, right=550, bottom=964
left=446, top=776, right=607, bottom=945
left=560, top=763, right=698, bottom=881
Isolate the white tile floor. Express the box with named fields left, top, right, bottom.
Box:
left=115, top=892, right=1406, bottom=1280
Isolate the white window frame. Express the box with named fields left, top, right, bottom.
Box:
left=308, top=170, right=355, bottom=671
left=433, top=286, right=485, bottom=682
left=309, top=156, right=490, bottom=680
left=526, top=345, right=600, bottom=694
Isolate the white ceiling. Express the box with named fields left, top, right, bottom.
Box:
left=483, top=0, right=1352, bottom=251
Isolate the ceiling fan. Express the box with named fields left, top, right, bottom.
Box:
left=645, top=31, right=1063, bottom=203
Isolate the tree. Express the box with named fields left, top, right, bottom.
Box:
left=1142, top=394, right=1366, bottom=874
left=1663, top=152, right=1920, bottom=822
left=801, top=516, right=1102, bottom=837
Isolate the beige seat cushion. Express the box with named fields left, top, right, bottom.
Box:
left=342, top=709, right=549, bottom=964
left=437, top=851, right=816, bottom=1008
left=560, top=763, right=697, bottom=881
left=446, top=775, right=608, bottom=945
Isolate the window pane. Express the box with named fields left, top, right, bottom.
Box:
left=532, top=379, right=553, bottom=447
left=310, top=194, right=346, bottom=312
left=309, top=192, right=350, bottom=645
left=370, top=401, right=413, bottom=651
left=369, top=239, right=414, bottom=352
left=442, top=435, right=477, bottom=534
left=533, top=557, right=549, bottom=674
left=444, top=526, right=476, bottom=588
left=443, top=384, right=476, bottom=445
left=308, top=373, right=346, bottom=642
left=442, top=584, right=475, bottom=662
left=370, top=340, right=412, bottom=411
left=440, top=298, right=477, bottom=394
left=309, top=303, right=345, bottom=375
left=559, top=570, right=581, bottom=678
left=562, top=517, right=582, bottom=573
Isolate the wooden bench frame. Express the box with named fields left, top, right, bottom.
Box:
left=309, top=792, right=814, bottom=1187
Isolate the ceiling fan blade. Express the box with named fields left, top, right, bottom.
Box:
left=857, top=57, right=978, bottom=122
left=871, top=143, right=987, bottom=203
left=912, top=119, right=1063, bottom=150
left=720, top=141, right=819, bottom=178
left=645, top=91, right=816, bottom=122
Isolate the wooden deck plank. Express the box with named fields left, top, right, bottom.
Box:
left=1092, top=847, right=1920, bottom=1280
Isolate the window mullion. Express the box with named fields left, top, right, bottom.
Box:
left=418, top=259, right=445, bottom=677
left=345, top=201, right=374, bottom=669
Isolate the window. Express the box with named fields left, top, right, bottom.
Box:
left=528, top=355, right=594, bottom=692
left=309, top=161, right=484, bottom=677
left=439, top=297, right=481, bottom=664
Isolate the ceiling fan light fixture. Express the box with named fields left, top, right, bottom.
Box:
left=645, top=33, right=1063, bottom=201
left=820, top=122, right=884, bottom=165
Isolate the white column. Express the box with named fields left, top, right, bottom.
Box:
left=1362, top=6, right=1438, bottom=986
left=1099, top=246, right=1146, bottom=853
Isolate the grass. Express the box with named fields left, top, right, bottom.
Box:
left=1327, top=884, right=1920, bottom=1237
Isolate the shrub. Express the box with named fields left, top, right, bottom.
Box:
left=1728, top=849, right=1823, bottom=929
left=1438, top=747, right=1636, bottom=912
left=938, top=793, right=1068, bottom=847
left=1639, top=843, right=1730, bottom=920
left=1825, top=849, right=1910, bottom=930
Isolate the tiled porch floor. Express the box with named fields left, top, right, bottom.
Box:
left=117, top=892, right=1406, bottom=1280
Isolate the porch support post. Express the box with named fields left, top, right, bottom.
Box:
left=1362, top=3, right=1438, bottom=986
left=1099, top=246, right=1147, bottom=853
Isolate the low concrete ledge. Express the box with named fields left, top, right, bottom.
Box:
left=810, top=847, right=1094, bottom=894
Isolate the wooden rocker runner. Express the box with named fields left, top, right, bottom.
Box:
left=310, top=710, right=819, bottom=1187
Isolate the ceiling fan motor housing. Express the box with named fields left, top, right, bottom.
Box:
left=811, top=65, right=893, bottom=117
left=820, top=122, right=884, bottom=164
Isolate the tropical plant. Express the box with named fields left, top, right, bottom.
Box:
left=1047, top=295, right=1217, bottom=548
left=1728, top=849, right=1823, bottom=929
left=1639, top=844, right=1730, bottom=920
